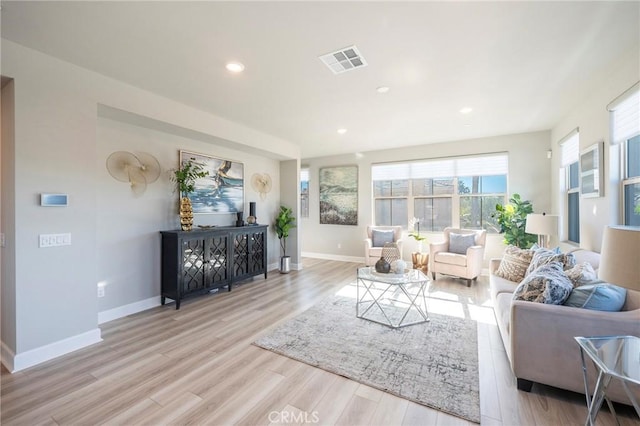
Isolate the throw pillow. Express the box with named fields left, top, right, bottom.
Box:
left=563, top=280, right=627, bottom=311
left=494, top=245, right=535, bottom=283
left=372, top=229, right=394, bottom=248
left=525, top=248, right=576, bottom=276
left=564, top=262, right=598, bottom=288
left=530, top=243, right=561, bottom=254
left=513, top=262, right=573, bottom=304
left=449, top=233, right=476, bottom=254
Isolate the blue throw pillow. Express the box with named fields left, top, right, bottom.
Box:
left=449, top=233, right=476, bottom=254
left=563, top=281, right=627, bottom=311
left=372, top=229, right=394, bottom=247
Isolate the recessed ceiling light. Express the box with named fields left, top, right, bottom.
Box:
left=376, top=86, right=390, bottom=94
left=460, top=107, right=473, bottom=114
left=225, top=62, right=245, bottom=73
left=337, top=128, right=348, bottom=135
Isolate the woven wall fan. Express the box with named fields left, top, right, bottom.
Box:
left=106, top=151, right=161, bottom=196
left=251, top=173, right=273, bottom=200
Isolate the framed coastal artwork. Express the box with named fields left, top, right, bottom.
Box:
left=580, top=141, right=604, bottom=198
left=319, top=165, right=358, bottom=225
left=179, top=150, right=244, bottom=213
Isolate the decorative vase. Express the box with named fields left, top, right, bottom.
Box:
left=412, top=252, right=429, bottom=274
left=392, top=259, right=407, bottom=274
left=280, top=256, right=291, bottom=274
left=375, top=256, right=391, bottom=273
left=179, top=196, right=194, bottom=231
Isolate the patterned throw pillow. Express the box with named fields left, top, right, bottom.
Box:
left=449, top=233, right=476, bottom=254
left=494, top=245, right=535, bottom=283
left=564, top=262, right=598, bottom=288
left=525, top=248, right=576, bottom=276
left=513, top=262, right=574, bottom=304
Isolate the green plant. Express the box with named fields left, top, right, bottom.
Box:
left=275, top=205, right=296, bottom=257
left=492, top=193, right=537, bottom=249
left=171, top=159, right=209, bottom=195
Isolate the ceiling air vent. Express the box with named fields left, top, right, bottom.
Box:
left=319, top=45, right=368, bottom=75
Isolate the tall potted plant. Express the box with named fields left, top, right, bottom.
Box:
left=275, top=205, right=296, bottom=273
left=492, top=193, right=537, bottom=248
left=170, top=159, right=208, bottom=231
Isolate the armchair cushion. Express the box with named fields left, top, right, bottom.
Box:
left=449, top=233, right=476, bottom=254
left=371, top=229, right=394, bottom=247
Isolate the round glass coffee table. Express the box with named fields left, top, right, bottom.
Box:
left=356, top=267, right=430, bottom=328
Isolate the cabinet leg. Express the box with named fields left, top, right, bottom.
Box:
left=517, top=378, right=534, bottom=392
left=228, top=284, right=232, bottom=292
left=161, top=296, right=166, bottom=305
left=176, top=300, right=180, bottom=310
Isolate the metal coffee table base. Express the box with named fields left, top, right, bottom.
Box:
left=356, top=276, right=429, bottom=328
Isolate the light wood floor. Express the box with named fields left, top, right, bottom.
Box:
left=1, top=258, right=637, bottom=425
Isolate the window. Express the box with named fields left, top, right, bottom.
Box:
left=561, top=130, right=580, bottom=243
left=300, top=168, right=309, bottom=218
left=372, top=154, right=508, bottom=232
left=609, top=84, right=640, bottom=226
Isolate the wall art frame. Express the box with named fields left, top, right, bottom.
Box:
left=179, top=150, right=244, bottom=214
left=319, top=165, right=358, bottom=225
left=580, top=141, right=604, bottom=198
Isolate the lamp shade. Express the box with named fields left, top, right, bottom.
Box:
left=525, top=214, right=559, bottom=236
left=599, top=226, right=640, bottom=290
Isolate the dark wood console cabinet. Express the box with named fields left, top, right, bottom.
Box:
left=160, top=225, right=268, bottom=309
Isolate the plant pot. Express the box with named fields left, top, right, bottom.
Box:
left=279, top=256, right=291, bottom=274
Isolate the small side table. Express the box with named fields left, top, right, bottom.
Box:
left=574, top=335, right=640, bottom=426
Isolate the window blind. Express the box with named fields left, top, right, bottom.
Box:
left=560, top=131, right=579, bottom=167
left=609, top=85, right=640, bottom=145
left=372, top=153, right=508, bottom=181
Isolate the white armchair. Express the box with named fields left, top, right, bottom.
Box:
left=429, top=227, right=486, bottom=286
left=364, top=226, right=403, bottom=266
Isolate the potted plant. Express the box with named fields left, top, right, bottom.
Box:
left=170, top=159, right=208, bottom=231
left=492, top=193, right=537, bottom=248
left=275, top=205, right=296, bottom=273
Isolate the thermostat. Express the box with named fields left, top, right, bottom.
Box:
left=40, top=193, right=68, bottom=207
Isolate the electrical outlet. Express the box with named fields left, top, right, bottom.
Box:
left=0, top=233, right=5, bottom=247
left=337, top=243, right=342, bottom=249
left=97, top=286, right=105, bottom=298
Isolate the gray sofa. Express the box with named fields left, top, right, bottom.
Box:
left=489, top=248, right=640, bottom=404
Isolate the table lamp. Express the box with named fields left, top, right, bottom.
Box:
left=525, top=213, right=559, bottom=248
left=599, top=226, right=640, bottom=289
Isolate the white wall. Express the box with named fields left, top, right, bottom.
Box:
left=300, top=131, right=552, bottom=265
left=1, top=39, right=298, bottom=370
left=96, top=117, right=281, bottom=312
left=551, top=48, right=640, bottom=252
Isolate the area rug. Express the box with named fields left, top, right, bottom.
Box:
left=253, top=285, right=480, bottom=423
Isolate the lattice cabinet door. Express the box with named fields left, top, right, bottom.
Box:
left=232, top=232, right=249, bottom=279
left=205, top=234, right=229, bottom=288
left=181, top=238, right=208, bottom=293
left=248, top=231, right=266, bottom=275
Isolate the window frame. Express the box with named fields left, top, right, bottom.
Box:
left=622, top=135, right=640, bottom=226
left=371, top=154, right=508, bottom=233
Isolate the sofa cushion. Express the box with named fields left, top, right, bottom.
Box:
left=564, top=262, right=598, bottom=288
left=372, top=229, right=394, bottom=247
left=494, top=245, right=534, bottom=283
left=513, top=262, right=573, bottom=304
left=525, top=248, right=576, bottom=276
left=449, top=233, right=476, bottom=254
left=563, top=281, right=627, bottom=311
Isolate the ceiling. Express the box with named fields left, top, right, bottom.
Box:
left=2, top=1, right=639, bottom=159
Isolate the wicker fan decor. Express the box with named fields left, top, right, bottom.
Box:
left=106, top=151, right=161, bottom=196
left=251, top=173, right=273, bottom=200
